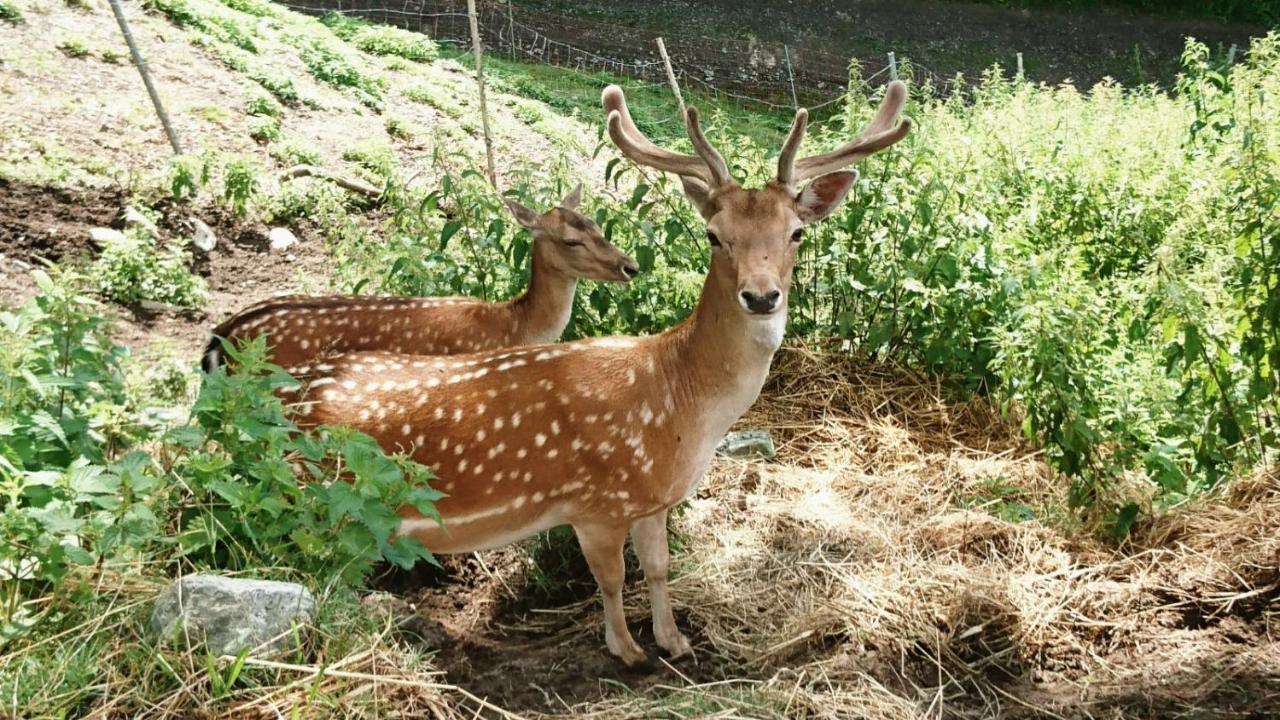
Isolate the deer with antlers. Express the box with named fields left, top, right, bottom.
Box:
left=294, top=82, right=911, bottom=664
left=201, top=185, right=639, bottom=373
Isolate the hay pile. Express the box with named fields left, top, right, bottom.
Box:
left=591, top=346, right=1279, bottom=719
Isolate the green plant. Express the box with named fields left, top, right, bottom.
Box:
left=91, top=231, right=208, bottom=309
left=245, top=94, right=282, bottom=118
left=248, top=116, right=281, bottom=144
left=179, top=338, right=442, bottom=583
left=100, top=48, right=124, bottom=64
left=56, top=37, right=91, bottom=58
left=144, top=0, right=258, bottom=52
left=0, top=0, right=22, bottom=23
left=271, top=141, right=322, bottom=167
left=219, top=155, right=260, bottom=217
left=320, top=12, right=437, bottom=62
left=166, top=154, right=209, bottom=202
left=383, top=114, right=412, bottom=140
left=0, top=270, right=152, bottom=605
left=295, top=36, right=384, bottom=108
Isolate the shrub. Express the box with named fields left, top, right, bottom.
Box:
left=220, top=154, right=260, bottom=216
left=248, top=115, right=281, bottom=143
left=246, top=94, right=283, bottom=118
left=384, top=114, right=412, bottom=140
left=166, top=154, right=209, bottom=202
left=0, top=270, right=152, bottom=591
left=0, top=0, right=22, bottom=23
left=91, top=231, right=207, bottom=309
left=321, top=12, right=437, bottom=63
left=178, top=338, right=442, bottom=584
left=296, top=36, right=384, bottom=107
left=271, top=141, right=322, bottom=167
left=56, top=37, right=91, bottom=58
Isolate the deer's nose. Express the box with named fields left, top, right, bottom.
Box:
left=739, top=289, right=781, bottom=314
left=621, top=262, right=640, bottom=279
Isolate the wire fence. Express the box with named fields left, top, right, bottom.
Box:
left=272, top=0, right=960, bottom=112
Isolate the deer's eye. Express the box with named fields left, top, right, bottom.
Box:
left=706, top=230, right=721, bottom=248
left=790, top=229, right=804, bottom=243
left=563, top=239, right=585, bottom=248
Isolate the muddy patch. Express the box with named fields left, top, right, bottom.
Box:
left=374, top=540, right=739, bottom=714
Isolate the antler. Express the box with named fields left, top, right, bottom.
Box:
left=779, top=80, right=912, bottom=186
left=602, top=85, right=734, bottom=188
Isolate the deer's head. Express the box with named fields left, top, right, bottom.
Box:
left=603, top=82, right=911, bottom=318
left=505, top=184, right=640, bottom=283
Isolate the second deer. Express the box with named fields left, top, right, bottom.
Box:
left=201, top=185, right=639, bottom=372
left=294, top=83, right=912, bottom=665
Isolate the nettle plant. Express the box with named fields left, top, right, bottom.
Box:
left=0, top=270, right=443, bottom=624
left=177, top=338, right=443, bottom=585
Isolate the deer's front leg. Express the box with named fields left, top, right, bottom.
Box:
left=631, top=510, right=692, bottom=658
left=574, top=521, right=646, bottom=666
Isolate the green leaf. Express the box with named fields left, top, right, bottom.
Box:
left=327, top=482, right=362, bottom=524
left=437, top=221, right=462, bottom=251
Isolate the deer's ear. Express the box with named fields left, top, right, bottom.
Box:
left=559, top=182, right=583, bottom=211
left=679, top=175, right=716, bottom=220
left=794, top=170, right=858, bottom=224
left=505, top=199, right=542, bottom=230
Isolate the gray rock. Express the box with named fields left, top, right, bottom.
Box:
left=88, top=227, right=126, bottom=247
left=267, top=227, right=298, bottom=253
left=121, top=207, right=158, bottom=236
left=191, top=218, right=217, bottom=252
left=149, top=575, right=315, bottom=655
left=716, top=430, right=776, bottom=459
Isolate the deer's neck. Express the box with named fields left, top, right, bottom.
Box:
left=660, top=265, right=784, bottom=429
left=511, top=241, right=577, bottom=345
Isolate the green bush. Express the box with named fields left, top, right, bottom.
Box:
left=271, top=141, right=322, bottom=167
left=248, top=115, right=281, bottom=143
left=0, top=271, right=442, bottom=621
left=295, top=36, right=384, bottom=107
left=332, top=35, right=1280, bottom=534
left=321, top=12, right=438, bottom=63
left=179, top=338, right=441, bottom=584
left=56, top=37, right=91, bottom=58
left=91, top=231, right=208, bottom=309
left=0, top=270, right=153, bottom=595
left=166, top=154, right=209, bottom=202
left=245, top=94, right=283, bottom=118
left=220, top=154, right=260, bottom=216
left=0, top=0, right=23, bottom=24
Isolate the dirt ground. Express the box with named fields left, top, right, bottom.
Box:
left=0, top=176, right=333, bottom=358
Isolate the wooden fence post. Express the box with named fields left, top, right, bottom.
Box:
left=466, top=0, right=497, bottom=187
left=107, top=0, right=182, bottom=155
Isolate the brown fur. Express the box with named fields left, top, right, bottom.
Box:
left=203, top=197, right=636, bottom=372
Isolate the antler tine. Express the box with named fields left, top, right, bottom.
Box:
left=683, top=106, right=733, bottom=188
left=775, top=107, right=809, bottom=189
left=793, top=80, right=912, bottom=182
left=603, top=85, right=714, bottom=185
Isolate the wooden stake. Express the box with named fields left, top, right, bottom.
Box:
left=467, top=0, right=497, bottom=187
left=107, top=0, right=182, bottom=155
left=656, top=37, right=686, bottom=119
left=888, top=52, right=898, bottom=81
left=1016, top=52, right=1024, bottom=80
left=783, top=44, right=798, bottom=109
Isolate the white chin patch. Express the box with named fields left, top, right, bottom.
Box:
left=749, top=309, right=787, bottom=351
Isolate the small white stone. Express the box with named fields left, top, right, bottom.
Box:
left=191, top=218, right=217, bottom=252
left=268, top=227, right=298, bottom=253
